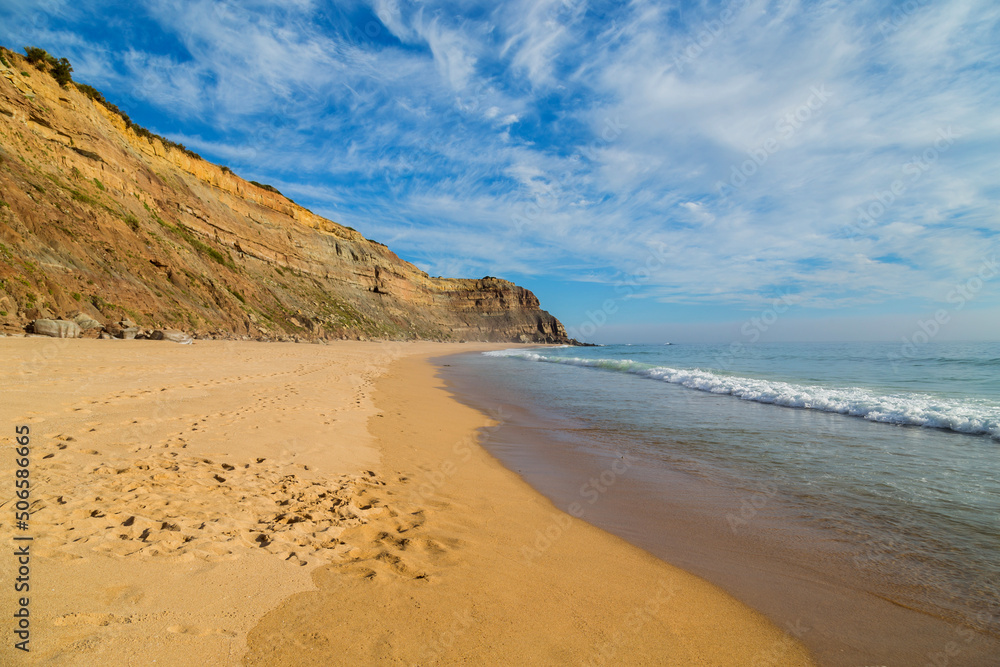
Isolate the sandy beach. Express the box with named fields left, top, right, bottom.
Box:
left=0, top=339, right=814, bottom=665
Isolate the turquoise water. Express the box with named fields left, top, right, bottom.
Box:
left=487, top=342, right=1000, bottom=437
left=472, top=342, right=1000, bottom=648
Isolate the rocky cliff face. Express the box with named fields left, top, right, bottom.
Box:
left=0, top=48, right=571, bottom=343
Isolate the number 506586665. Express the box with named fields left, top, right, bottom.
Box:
left=14, top=426, right=30, bottom=522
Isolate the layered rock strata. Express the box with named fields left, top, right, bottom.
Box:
left=0, top=48, right=571, bottom=343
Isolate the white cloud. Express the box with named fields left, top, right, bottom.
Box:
left=2, top=0, right=998, bottom=324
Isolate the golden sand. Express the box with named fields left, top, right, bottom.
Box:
left=0, top=339, right=814, bottom=665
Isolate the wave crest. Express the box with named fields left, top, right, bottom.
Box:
left=483, top=349, right=1000, bottom=439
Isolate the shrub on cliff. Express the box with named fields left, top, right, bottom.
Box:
left=51, top=57, right=73, bottom=87
left=75, top=83, right=106, bottom=104
left=24, top=46, right=55, bottom=68
left=12, top=43, right=204, bottom=162
left=74, top=81, right=203, bottom=161
left=250, top=181, right=283, bottom=196
left=23, top=46, right=73, bottom=87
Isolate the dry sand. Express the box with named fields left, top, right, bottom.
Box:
left=0, top=339, right=815, bottom=665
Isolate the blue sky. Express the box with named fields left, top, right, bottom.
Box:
left=2, top=0, right=998, bottom=343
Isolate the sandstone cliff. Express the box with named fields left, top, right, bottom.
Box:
left=0, top=47, right=571, bottom=343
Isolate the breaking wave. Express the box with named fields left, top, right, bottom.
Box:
left=483, top=349, right=1000, bottom=439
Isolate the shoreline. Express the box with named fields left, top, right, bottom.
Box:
left=0, top=340, right=813, bottom=665
left=246, top=347, right=813, bottom=664
left=440, top=347, right=1000, bottom=666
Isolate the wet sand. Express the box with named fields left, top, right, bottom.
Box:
left=439, top=352, right=1000, bottom=666
left=0, top=339, right=813, bottom=665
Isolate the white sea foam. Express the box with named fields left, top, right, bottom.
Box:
left=483, top=349, right=1000, bottom=439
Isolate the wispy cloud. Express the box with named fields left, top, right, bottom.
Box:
left=2, top=0, right=998, bottom=322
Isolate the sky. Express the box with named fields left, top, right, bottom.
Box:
left=1, top=0, right=998, bottom=343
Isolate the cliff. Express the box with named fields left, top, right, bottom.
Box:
left=0, top=46, right=571, bottom=343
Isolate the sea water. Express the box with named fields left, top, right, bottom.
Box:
left=451, top=342, right=1000, bottom=664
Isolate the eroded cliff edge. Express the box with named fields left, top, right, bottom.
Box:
left=0, top=47, right=571, bottom=343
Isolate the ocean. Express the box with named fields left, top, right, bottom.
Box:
left=444, top=342, right=1000, bottom=666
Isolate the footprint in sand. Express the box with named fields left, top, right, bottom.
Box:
left=395, top=511, right=426, bottom=534
left=52, top=613, right=131, bottom=627
left=166, top=625, right=237, bottom=637
left=102, top=585, right=145, bottom=606
left=62, top=634, right=104, bottom=654
left=37, top=449, right=451, bottom=582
